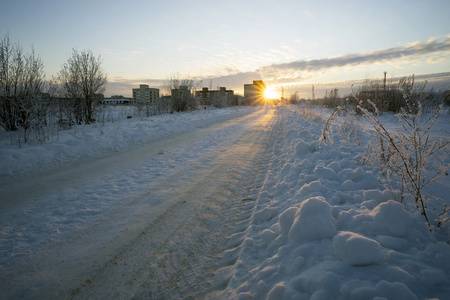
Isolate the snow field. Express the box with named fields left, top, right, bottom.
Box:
left=0, top=105, right=448, bottom=299
left=0, top=106, right=256, bottom=177
left=214, top=105, right=450, bottom=300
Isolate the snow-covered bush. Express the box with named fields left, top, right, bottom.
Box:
left=282, top=105, right=324, bottom=123
left=339, top=113, right=362, bottom=145
left=299, top=106, right=324, bottom=123
left=321, top=75, right=449, bottom=232
left=0, top=34, right=47, bottom=143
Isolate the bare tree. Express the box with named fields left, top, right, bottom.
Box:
left=56, top=49, right=107, bottom=124
left=289, top=92, right=299, bottom=104
left=210, top=87, right=229, bottom=108
left=322, top=88, right=340, bottom=108
left=164, top=73, right=201, bottom=112
left=0, top=34, right=46, bottom=141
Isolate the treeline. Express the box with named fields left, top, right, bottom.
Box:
left=350, top=76, right=446, bottom=114
left=0, top=34, right=107, bottom=144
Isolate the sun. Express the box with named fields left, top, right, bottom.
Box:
left=264, top=86, right=279, bottom=99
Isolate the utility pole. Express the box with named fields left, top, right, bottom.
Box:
left=312, top=85, right=315, bottom=100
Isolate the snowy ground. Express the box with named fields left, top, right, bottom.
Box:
left=0, top=105, right=449, bottom=299
left=210, top=105, right=450, bottom=300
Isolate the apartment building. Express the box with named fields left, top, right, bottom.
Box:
left=195, top=87, right=234, bottom=106
left=244, top=80, right=266, bottom=105
left=132, top=84, right=160, bottom=103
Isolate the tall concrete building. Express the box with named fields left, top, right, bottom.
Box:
left=244, top=80, right=266, bottom=105
left=132, top=84, right=159, bottom=103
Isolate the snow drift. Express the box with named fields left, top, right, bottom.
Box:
left=213, top=105, right=450, bottom=300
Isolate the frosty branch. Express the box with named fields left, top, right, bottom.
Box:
left=321, top=75, right=449, bottom=231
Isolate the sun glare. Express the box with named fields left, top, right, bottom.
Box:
left=264, top=86, right=279, bottom=99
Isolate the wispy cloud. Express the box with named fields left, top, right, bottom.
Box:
left=258, top=36, right=450, bottom=74
left=105, top=37, right=450, bottom=97
left=108, top=77, right=165, bottom=86
left=199, top=36, right=450, bottom=92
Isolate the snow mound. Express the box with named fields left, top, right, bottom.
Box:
left=371, top=200, right=412, bottom=237
left=290, top=262, right=340, bottom=298
left=295, top=140, right=318, bottom=154
left=266, top=282, right=286, bottom=300
left=253, top=207, right=277, bottom=223
left=333, top=231, right=382, bottom=265
left=288, top=196, right=337, bottom=242
left=279, top=207, right=298, bottom=235
left=313, top=165, right=336, bottom=180
left=339, top=200, right=413, bottom=238
left=259, top=229, right=276, bottom=243
left=375, top=280, right=418, bottom=300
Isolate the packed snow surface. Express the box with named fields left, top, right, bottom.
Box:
left=1, top=105, right=449, bottom=299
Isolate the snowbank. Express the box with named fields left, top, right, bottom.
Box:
left=214, top=105, right=450, bottom=300
left=0, top=106, right=255, bottom=177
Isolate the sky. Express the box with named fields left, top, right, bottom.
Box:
left=1, top=0, right=450, bottom=98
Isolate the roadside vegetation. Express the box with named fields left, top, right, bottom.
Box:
left=0, top=34, right=108, bottom=145
left=0, top=35, right=247, bottom=146
left=319, top=75, right=449, bottom=234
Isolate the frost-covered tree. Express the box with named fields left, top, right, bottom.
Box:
left=210, top=88, right=229, bottom=108
left=164, top=73, right=201, bottom=112
left=56, top=49, right=107, bottom=124
left=0, top=34, right=46, bottom=140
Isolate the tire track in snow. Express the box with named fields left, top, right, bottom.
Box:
left=66, top=108, right=277, bottom=299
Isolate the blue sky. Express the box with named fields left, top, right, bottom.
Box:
left=1, top=0, right=449, bottom=98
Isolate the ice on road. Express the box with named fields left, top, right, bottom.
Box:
left=0, top=107, right=276, bottom=299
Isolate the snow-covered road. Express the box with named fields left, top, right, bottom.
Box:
left=2, top=105, right=449, bottom=299
left=1, top=107, right=276, bottom=299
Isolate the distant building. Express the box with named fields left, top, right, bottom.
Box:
left=195, top=87, right=234, bottom=106
left=132, top=84, right=159, bottom=103
left=171, top=85, right=191, bottom=100
left=244, top=80, right=266, bottom=105
left=102, top=98, right=131, bottom=104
